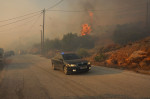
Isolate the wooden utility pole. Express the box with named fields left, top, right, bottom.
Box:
left=41, top=30, right=43, bottom=55
left=43, top=8, right=45, bottom=53
left=147, top=0, right=149, bottom=29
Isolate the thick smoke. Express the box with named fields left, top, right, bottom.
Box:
left=0, top=0, right=147, bottom=51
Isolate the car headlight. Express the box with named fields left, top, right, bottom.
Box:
left=88, top=62, right=91, bottom=65
left=68, top=64, right=77, bottom=67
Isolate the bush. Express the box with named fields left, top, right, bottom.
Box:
left=61, top=33, right=79, bottom=51
left=77, top=48, right=89, bottom=58
left=94, top=53, right=106, bottom=62
left=98, top=44, right=121, bottom=53
left=32, top=33, right=96, bottom=54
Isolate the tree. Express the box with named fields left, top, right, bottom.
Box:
left=61, top=33, right=79, bottom=51
left=78, top=35, right=95, bottom=49
left=44, top=38, right=61, bottom=51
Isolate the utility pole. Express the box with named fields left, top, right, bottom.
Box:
left=147, top=0, right=149, bottom=30
left=41, top=30, right=43, bottom=55
left=43, top=8, right=45, bottom=53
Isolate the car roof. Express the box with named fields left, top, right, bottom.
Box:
left=60, top=52, right=76, bottom=55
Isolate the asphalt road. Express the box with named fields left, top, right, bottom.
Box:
left=0, top=55, right=150, bottom=99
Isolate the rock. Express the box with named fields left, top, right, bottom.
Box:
left=118, top=59, right=126, bottom=66
left=111, top=59, right=118, bottom=64
left=141, top=57, right=150, bottom=67
left=106, top=59, right=117, bottom=65
left=139, top=61, right=147, bottom=67
left=143, top=57, right=150, bottom=62
left=130, top=63, right=138, bottom=68
left=106, top=59, right=113, bottom=65
left=127, top=51, right=147, bottom=63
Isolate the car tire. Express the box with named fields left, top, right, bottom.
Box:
left=52, top=63, right=56, bottom=70
left=64, top=66, right=70, bottom=75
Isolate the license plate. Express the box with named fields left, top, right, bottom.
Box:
left=80, top=66, right=87, bottom=69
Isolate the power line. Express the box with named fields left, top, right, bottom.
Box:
left=0, top=13, right=41, bottom=28
left=46, top=2, right=146, bottom=13
left=0, top=0, right=146, bottom=34
left=14, top=13, right=42, bottom=34
left=0, top=0, right=63, bottom=29
left=0, top=0, right=63, bottom=23
left=47, top=6, right=146, bottom=13
left=46, top=0, right=64, bottom=10
left=0, top=15, right=41, bottom=33
left=0, top=10, right=42, bottom=23
left=147, top=0, right=149, bottom=28
left=0, top=0, right=144, bottom=24
left=27, top=13, right=42, bottom=32
left=46, top=0, right=62, bottom=7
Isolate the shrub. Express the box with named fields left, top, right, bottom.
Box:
left=94, top=53, right=106, bottom=62
left=77, top=48, right=89, bottom=58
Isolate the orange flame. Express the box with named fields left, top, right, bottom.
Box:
left=88, top=11, right=93, bottom=24
left=81, top=24, right=92, bottom=36
left=80, top=11, right=93, bottom=36
left=89, top=11, right=93, bottom=17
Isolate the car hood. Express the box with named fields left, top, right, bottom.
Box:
left=64, top=59, right=88, bottom=64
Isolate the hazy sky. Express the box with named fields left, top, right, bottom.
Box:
left=0, top=0, right=148, bottom=50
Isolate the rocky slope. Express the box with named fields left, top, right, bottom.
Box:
left=88, top=36, right=150, bottom=73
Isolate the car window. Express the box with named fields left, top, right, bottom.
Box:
left=62, top=54, right=80, bottom=60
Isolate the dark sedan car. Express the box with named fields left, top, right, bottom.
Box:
left=51, top=52, right=91, bottom=75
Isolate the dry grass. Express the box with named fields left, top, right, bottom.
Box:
left=87, top=36, right=150, bottom=75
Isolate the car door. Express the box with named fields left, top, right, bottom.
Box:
left=53, top=54, right=63, bottom=70
left=56, top=54, right=64, bottom=70
left=52, top=54, right=60, bottom=69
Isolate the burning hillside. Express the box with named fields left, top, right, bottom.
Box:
left=87, top=36, right=150, bottom=74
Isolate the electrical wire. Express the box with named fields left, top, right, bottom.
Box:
left=27, top=13, right=42, bottom=32
left=0, top=10, right=42, bottom=23
left=0, top=13, right=42, bottom=28
left=0, top=13, right=42, bottom=33
left=46, top=0, right=64, bottom=10
left=0, top=0, right=145, bottom=24
left=0, top=0, right=63, bottom=28
left=0, top=0, right=147, bottom=32
left=0, top=0, right=63, bottom=23
left=46, top=2, right=146, bottom=13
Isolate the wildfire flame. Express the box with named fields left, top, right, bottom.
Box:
left=89, top=11, right=93, bottom=17
left=88, top=11, right=93, bottom=24
left=81, top=24, right=92, bottom=36
left=80, top=11, right=93, bottom=36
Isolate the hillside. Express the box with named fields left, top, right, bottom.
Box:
left=88, top=36, right=150, bottom=74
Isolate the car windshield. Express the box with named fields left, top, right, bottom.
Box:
left=62, top=54, right=80, bottom=60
